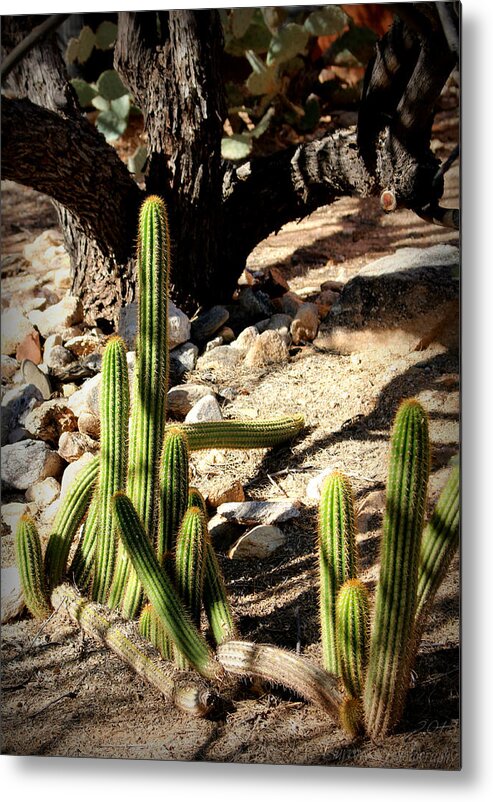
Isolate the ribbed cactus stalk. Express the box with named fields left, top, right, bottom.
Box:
left=15, top=515, right=51, bottom=619
left=203, top=535, right=237, bottom=645
left=44, top=456, right=99, bottom=589
left=158, top=428, right=190, bottom=565
left=339, top=697, right=364, bottom=739
left=139, top=604, right=172, bottom=660
left=175, top=415, right=304, bottom=451
left=116, top=195, right=170, bottom=619
left=318, top=471, right=358, bottom=674
left=174, top=506, right=207, bottom=669
left=415, top=461, right=460, bottom=630
left=112, top=492, right=222, bottom=680
left=217, top=641, right=342, bottom=718
left=70, top=496, right=99, bottom=594
left=187, top=486, right=207, bottom=515
left=92, top=336, right=130, bottom=604
left=336, top=578, right=370, bottom=700
left=364, top=399, right=430, bottom=740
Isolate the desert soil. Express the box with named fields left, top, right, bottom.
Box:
left=1, top=110, right=459, bottom=770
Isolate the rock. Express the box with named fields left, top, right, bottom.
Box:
left=64, top=332, right=104, bottom=357
left=23, top=229, right=70, bottom=279
left=231, top=325, right=259, bottom=351
left=190, top=306, right=229, bottom=344
left=207, top=479, right=245, bottom=509
left=1, top=566, right=25, bottom=623
left=205, top=336, right=223, bottom=352
left=118, top=303, right=138, bottom=349
left=244, top=330, right=289, bottom=368
left=170, top=342, right=199, bottom=377
left=274, top=291, right=304, bottom=317
left=185, top=394, right=223, bottom=424
left=320, top=279, right=345, bottom=293
left=1, top=440, right=64, bottom=489
left=197, top=345, right=244, bottom=371
left=359, top=489, right=386, bottom=512
left=290, top=303, right=320, bottom=344
left=237, top=287, right=274, bottom=321
left=43, top=333, right=63, bottom=361
left=25, top=476, right=61, bottom=508
left=1, top=355, right=19, bottom=381
left=62, top=383, right=79, bottom=398
left=78, top=411, right=101, bottom=439
left=207, top=514, right=244, bottom=552
left=318, top=289, right=340, bottom=307
left=29, top=294, right=83, bottom=338
left=245, top=266, right=290, bottom=298
left=330, top=244, right=460, bottom=328
left=43, top=343, right=74, bottom=371
left=228, top=524, right=285, bottom=559
left=1, top=384, right=44, bottom=446
left=1, top=502, right=37, bottom=536
left=58, top=431, right=99, bottom=462
left=21, top=359, right=52, bottom=400
left=15, top=329, right=42, bottom=365
left=59, top=452, right=94, bottom=501
left=305, top=466, right=339, bottom=501
left=1, top=308, right=37, bottom=356
left=258, top=314, right=293, bottom=345
left=66, top=372, right=101, bottom=418
left=169, top=301, right=191, bottom=349
left=23, top=398, right=78, bottom=443
left=216, top=326, right=235, bottom=344
left=167, top=384, right=214, bottom=417
left=216, top=500, right=300, bottom=526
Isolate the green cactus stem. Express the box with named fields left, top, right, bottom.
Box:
left=318, top=471, right=358, bottom=675
left=187, top=486, right=207, bottom=516
left=415, top=462, right=460, bottom=632
left=174, top=506, right=207, bottom=669
left=70, top=495, right=99, bottom=594
left=15, top=515, right=51, bottom=619
left=339, top=696, right=365, bottom=739
left=336, top=578, right=370, bottom=700
left=364, top=399, right=430, bottom=740
left=203, top=536, right=237, bottom=645
left=51, top=584, right=220, bottom=718
left=139, top=604, right=172, bottom=660
left=112, top=492, right=222, bottom=680
left=158, top=427, right=190, bottom=565
left=174, top=414, right=304, bottom=451
left=118, top=194, right=170, bottom=619
left=93, top=336, right=130, bottom=604
left=217, top=641, right=343, bottom=718
left=44, top=456, right=99, bottom=589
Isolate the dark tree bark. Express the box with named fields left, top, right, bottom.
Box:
left=1, top=5, right=458, bottom=328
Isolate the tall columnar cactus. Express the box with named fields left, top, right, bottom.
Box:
left=318, top=471, right=358, bottom=675
left=92, top=336, right=130, bottom=604
left=363, top=399, right=430, bottom=740
left=15, top=515, right=51, bottom=620
left=174, top=506, right=207, bottom=669
left=44, top=456, right=99, bottom=590
left=114, top=195, right=170, bottom=619
left=158, top=428, right=190, bottom=565
left=70, top=495, right=99, bottom=594
left=336, top=578, right=370, bottom=700
left=112, top=491, right=222, bottom=680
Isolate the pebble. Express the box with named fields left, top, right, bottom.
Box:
left=58, top=431, right=99, bottom=462
left=185, top=394, right=223, bottom=424
left=169, top=301, right=191, bottom=349
left=190, top=305, right=229, bottom=344
left=228, top=524, right=285, bottom=559
left=43, top=344, right=74, bottom=370
left=25, top=476, right=61, bottom=508
left=1, top=439, right=64, bottom=490
left=244, top=329, right=289, bottom=368
left=230, top=325, right=259, bottom=351
left=207, top=479, right=245, bottom=509
left=216, top=499, right=300, bottom=526
left=21, top=359, right=52, bottom=399
left=1, top=384, right=44, bottom=446
left=166, top=384, right=214, bottom=417
left=28, top=294, right=83, bottom=338
left=1, top=566, right=25, bottom=623
left=66, top=372, right=101, bottom=418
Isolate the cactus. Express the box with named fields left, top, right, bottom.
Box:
left=174, top=506, right=207, bottom=669
left=187, top=486, right=207, bottom=515
left=93, top=336, right=130, bottom=603
left=44, top=456, right=99, bottom=589
left=336, top=578, right=370, bottom=700
left=158, top=428, right=190, bottom=565
left=139, top=603, right=172, bottom=660
left=70, top=495, right=99, bottom=594
left=339, top=696, right=365, bottom=739
left=318, top=471, right=358, bottom=675
left=203, top=536, right=237, bottom=645
left=112, top=491, right=222, bottom=680
left=15, top=515, right=51, bottom=619
left=363, top=399, right=430, bottom=740
left=176, top=415, right=304, bottom=451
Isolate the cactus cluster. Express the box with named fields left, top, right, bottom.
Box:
left=317, top=399, right=460, bottom=740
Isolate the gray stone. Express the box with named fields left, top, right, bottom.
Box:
left=167, top=384, right=214, bottom=417
left=66, top=373, right=102, bottom=418
left=228, top=524, right=285, bottom=559
left=1, top=383, right=44, bottom=446
left=1, top=355, right=19, bottom=381
left=21, top=359, right=52, bottom=399
left=1, top=439, right=64, bottom=489
left=330, top=244, right=460, bottom=328
left=190, top=305, right=229, bottom=343
left=217, top=499, right=300, bottom=526
left=118, top=300, right=190, bottom=350
left=1, top=566, right=25, bottom=623
left=205, top=336, right=223, bottom=352
left=28, top=294, right=83, bottom=338
left=44, top=344, right=76, bottom=370
left=170, top=342, right=199, bottom=376
left=197, top=345, right=244, bottom=371
left=185, top=394, right=223, bottom=424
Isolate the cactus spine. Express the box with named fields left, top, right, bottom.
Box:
left=318, top=471, right=358, bottom=674
left=158, top=428, right=190, bottom=565
left=363, top=399, right=430, bottom=740
left=15, top=515, right=51, bottom=619
left=336, top=578, right=370, bottom=700
left=112, top=492, right=221, bottom=680
left=93, top=336, right=130, bottom=603
left=44, top=456, right=99, bottom=589
left=176, top=415, right=304, bottom=451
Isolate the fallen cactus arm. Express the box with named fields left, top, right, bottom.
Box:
left=15, top=514, right=51, bottom=619
left=51, top=583, right=220, bottom=718
left=174, top=415, right=305, bottom=450
left=217, top=640, right=343, bottom=718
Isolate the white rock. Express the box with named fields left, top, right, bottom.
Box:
left=185, top=394, right=223, bottom=424
left=1, top=308, right=36, bottom=355
left=25, top=476, right=61, bottom=508
left=1, top=566, right=25, bottom=623
left=231, top=325, right=259, bottom=351
left=305, top=466, right=339, bottom=501
left=67, top=373, right=102, bottom=418
left=29, top=295, right=83, bottom=338
left=197, top=345, right=244, bottom=370
left=59, top=452, right=95, bottom=501
left=167, top=384, right=214, bottom=417
left=43, top=344, right=74, bottom=370
left=1, top=355, right=19, bottom=380
left=217, top=500, right=300, bottom=526
left=228, top=525, right=285, bottom=559
left=170, top=341, right=199, bottom=375
left=1, top=440, right=64, bottom=490
left=1, top=502, right=37, bottom=536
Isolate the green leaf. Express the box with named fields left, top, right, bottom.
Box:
left=304, top=6, right=347, bottom=37
left=231, top=8, right=256, bottom=39
left=111, top=94, right=131, bottom=119
left=91, top=95, right=110, bottom=112
left=224, top=13, right=271, bottom=56
left=71, top=78, right=97, bottom=108
left=96, top=69, right=128, bottom=101
left=95, top=20, right=118, bottom=50
left=128, top=145, right=148, bottom=177
left=267, top=23, right=309, bottom=67
left=250, top=107, right=275, bottom=139
left=96, top=109, right=128, bottom=141
left=221, top=134, right=252, bottom=161
left=77, top=25, right=96, bottom=64
left=66, top=37, right=79, bottom=65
